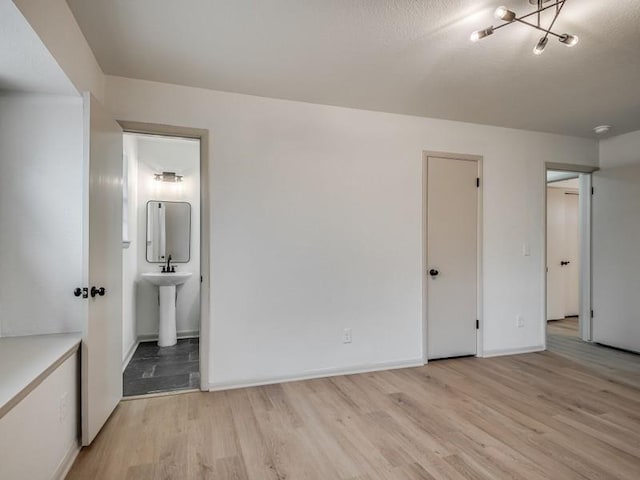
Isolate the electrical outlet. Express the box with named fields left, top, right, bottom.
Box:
left=59, top=392, right=69, bottom=423
left=342, top=328, right=352, bottom=344
left=516, top=315, right=524, bottom=328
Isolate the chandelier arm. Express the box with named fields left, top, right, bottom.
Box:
left=492, top=22, right=511, bottom=32
left=542, top=0, right=566, bottom=41
left=514, top=1, right=565, bottom=24
left=513, top=18, right=564, bottom=39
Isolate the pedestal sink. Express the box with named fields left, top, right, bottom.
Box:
left=142, top=272, right=192, bottom=347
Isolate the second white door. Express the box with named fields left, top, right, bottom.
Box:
left=426, top=156, right=478, bottom=360
left=546, top=187, right=580, bottom=320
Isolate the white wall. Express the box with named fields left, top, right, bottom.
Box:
left=0, top=353, right=79, bottom=480
left=105, top=75, right=598, bottom=388
left=13, top=0, right=105, bottom=101
left=592, top=130, right=640, bottom=353
left=134, top=135, right=201, bottom=339
left=122, top=134, right=138, bottom=362
left=598, top=130, right=640, bottom=169
left=0, top=94, right=84, bottom=336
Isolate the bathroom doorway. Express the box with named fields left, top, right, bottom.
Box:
left=121, top=130, right=205, bottom=396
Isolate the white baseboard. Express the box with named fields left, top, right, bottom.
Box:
left=122, top=340, right=139, bottom=372
left=206, top=357, right=424, bottom=392
left=51, top=440, right=80, bottom=480
left=137, top=330, right=200, bottom=343
left=481, top=345, right=545, bottom=358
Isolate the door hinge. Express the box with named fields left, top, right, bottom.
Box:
left=591, top=187, right=594, bottom=195
left=591, top=309, right=594, bottom=318
left=476, top=177, right=480, bottom=188
left=200, top=275, right=203, bottom=283
left=476, top=319, right=480, bottom=329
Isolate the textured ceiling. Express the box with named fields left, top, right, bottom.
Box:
left=66, top=0, right=640, bottom=137
left=1, top=0, right=77, bottom=95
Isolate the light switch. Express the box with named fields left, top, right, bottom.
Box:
left=522, top=243, right=531, bottom=256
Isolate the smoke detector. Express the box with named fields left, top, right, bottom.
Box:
left=593, top=125, right=612, bottom=135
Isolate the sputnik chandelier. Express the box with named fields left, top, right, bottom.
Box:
left=470, top=0, right=579, bottom=55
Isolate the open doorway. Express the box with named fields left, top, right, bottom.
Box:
left=545, top=167, right=593, bottom=347
left=121, top=132, right=202, bottom=397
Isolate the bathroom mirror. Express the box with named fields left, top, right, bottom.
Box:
left=146, top=201, right=191, bottom=263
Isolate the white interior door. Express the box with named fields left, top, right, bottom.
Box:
left=81, top=94, right=123, bottom=446
left=546, top=188, right=566, bottom=320
left=592, top=165, right=640, bottom=352
left=546, top=187, right=580, bottom=320
left=564, top=193, right=580, bottom=316
left=427, top=156, right=478, bottom=360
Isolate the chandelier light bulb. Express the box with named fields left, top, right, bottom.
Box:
left=533, top=37, right=548, bottom=55
left=559, top=34, right=579, bottom=47
left=470, top=26, right=494, bottom=42
left=494, top=6, right=516, bottom=22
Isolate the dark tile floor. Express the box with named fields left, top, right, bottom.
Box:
left=123, top=338, right=200, bottom=396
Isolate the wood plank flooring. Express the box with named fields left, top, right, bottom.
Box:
left=67, top=337, right=640, bottom=480
left=547, top=317, right=579, bottom=337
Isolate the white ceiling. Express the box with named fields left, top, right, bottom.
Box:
left=0, top=0, right=77, bottom=95
left=66, top=0, right=640, bottom=137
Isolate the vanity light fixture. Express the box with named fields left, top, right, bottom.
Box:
left=470, top=0, right=579, bottom=55
left=154, top=171, right=183, bottom=183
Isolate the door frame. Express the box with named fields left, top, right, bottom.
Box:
left=422, top=151, right=484, bottom=363
left=118, top=121, right=211, bottom=391
left=544, top=162, right=598, bottom=346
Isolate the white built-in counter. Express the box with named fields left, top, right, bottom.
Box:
left=0, top=333, right=82, bottom=480
left=0, top=333, right=81, bottom=419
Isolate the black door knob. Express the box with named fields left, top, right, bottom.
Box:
left=91, top=286, right=106, bottom=297
left=74, top=287, right=88, bottom=299
left=560, top=261, right=570, bottom=266
left=429, top=269, right=439, bottom=277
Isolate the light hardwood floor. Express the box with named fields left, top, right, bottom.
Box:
left=67, top=337, right=640, bottom=480
left=547, top=316, right=579, bottom=337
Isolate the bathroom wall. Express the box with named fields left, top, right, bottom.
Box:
left=122, top=134, right=139, bottom=362
left=134, top=135, right=201, bottom=339
left=0, top=94, right=84, bottom=337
